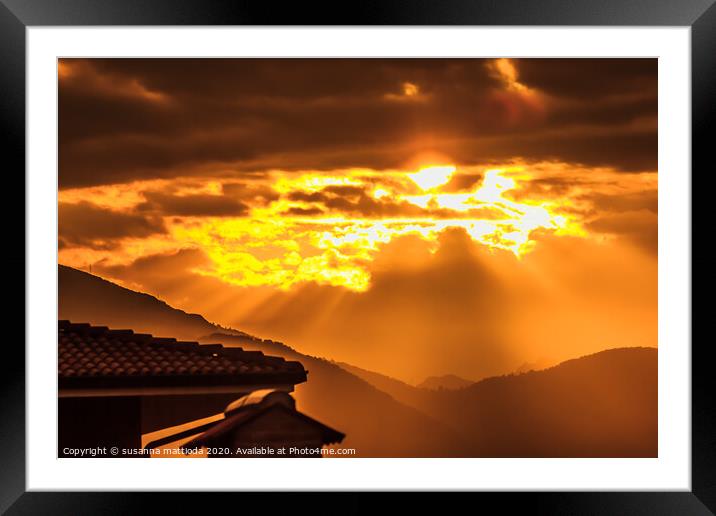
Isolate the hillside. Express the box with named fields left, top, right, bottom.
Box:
left=58, top=264, right=657, bottom=457
left=340, top=347, right=657, bottom=457
left=58, top=265, right=470, bottom=457
left=203, top=333, right=470, bottom=457
left=417, top=347, right=658, bottom=457
left=59, top=264, right=243, bottom=340
left=334, top=360, right=428, bottom=409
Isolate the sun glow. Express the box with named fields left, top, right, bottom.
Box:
left=409, top=165, right=456, bottom=191
left=402, top=82, right=419, bottom=97
left=372, top=187, right=391, bottom=199
left=60, top=163, right=589, bottom=293
left=173, top=165, right=586, bottom=291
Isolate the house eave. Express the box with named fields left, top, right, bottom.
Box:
left=59, top=383, right=296, bottom=398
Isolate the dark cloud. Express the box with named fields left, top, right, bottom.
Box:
left=59, top=58, right=658, bottom=188
left=138, top=191, right=249, bottom=217
left=221, top=182, right=279, bottom=204
left=443, top=172, right=484, bottom=192
left=93, top=248, right=214, bottom=300
left=58, top=201, right=166, bottom=249
left=283, top=206, right=325, bottom=216
left=514, top=59, right=657, bottom=99
left=287, top=185, right=429, bottom=218
left=510, top=176, right=587, bottom=198
left=287, top=191, right=325, bottom=203
left=96, top=248, right=208, bottom=280
left=587, top=210, right=658, bottom=254
left=87, top=59, right=451, bottom=101
left=586, top=190, right=658, bottom=214
left=444, top=126, right=657, bottom=172
left=283, top=183, right=508, bottom=220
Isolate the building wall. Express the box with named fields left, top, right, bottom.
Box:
left=140, top=392, right=248, bottom=434
left=59, top=396, right=141, bottom=457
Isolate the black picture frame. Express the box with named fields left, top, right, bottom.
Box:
left=2, top=0, right=709, bottom=513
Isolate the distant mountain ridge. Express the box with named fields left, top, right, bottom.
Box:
left=59, top=265, right=470, bottom=457
left=202, top=333, right=470, bottom=457
left=339, top=347, right=657, bottom=457
left=58, top=264, right=657, bottom=457
left=417, top=373, right=475, bottom=390
left=417, top=346, right=657, bottom=457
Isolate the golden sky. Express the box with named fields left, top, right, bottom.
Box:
left=58, top=58, right=657, bottom=382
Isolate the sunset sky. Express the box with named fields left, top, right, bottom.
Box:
left=58, top=58, right=657, bottom=383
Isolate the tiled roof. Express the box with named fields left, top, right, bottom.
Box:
left=58, top=320, right=307, bottom=390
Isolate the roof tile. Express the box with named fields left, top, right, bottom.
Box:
left=58, top=320, right=307, bottom=390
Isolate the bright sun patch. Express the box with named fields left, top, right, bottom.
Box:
left=408, top=165, right=456, bottom=191
left=160, top=164, right=585, bottom=291
left=60, top=163, right=591, bottom=293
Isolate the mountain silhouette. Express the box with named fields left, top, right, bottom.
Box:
left=333, top=360, right=428, bottom=409
left=59, top=265, right=246, bottom=340
left=59, top=264, right=657, bottom=457
left=201, top=333, right=471, bottom=457
left=342, top=347, right=656, bottom=457
left=417, top=373, right=475, bottom=390
left=59, top=264, right=469, bottom=457
left=415, top=347, right=657, bottom=457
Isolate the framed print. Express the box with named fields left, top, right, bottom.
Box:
left=3, top=0, right=710, bottom=513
